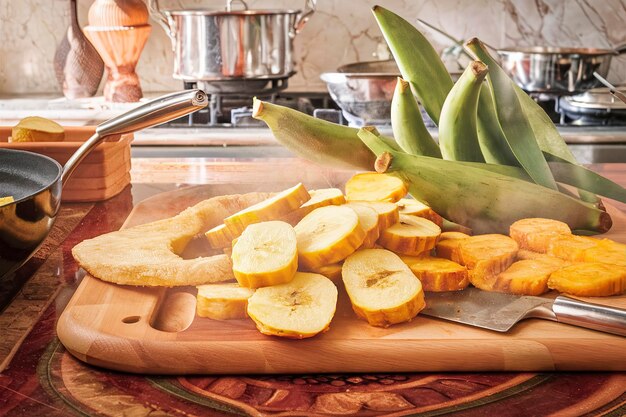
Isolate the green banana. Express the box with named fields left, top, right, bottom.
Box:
left=466, top=38, right=558, bottom=190
left=438, top=61, right=487, bottom=162
left=372, top=5, right=452, bottom=126
left=357, top=127, right=610, bottom=235
left=252, top=98, right=400, bottom=171
left=476, top=86, right=518, bottom=166
left=391, top=77, right=441, bottom=158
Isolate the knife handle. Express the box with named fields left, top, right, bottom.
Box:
left=553, top=296, right=626, bottom=337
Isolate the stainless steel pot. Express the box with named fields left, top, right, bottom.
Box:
left=149, top=0, right=315, bottom=82
left=497, top=45, right=626, bottom=95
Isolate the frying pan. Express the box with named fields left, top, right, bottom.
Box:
left=0, top=89, right=208, bottom=280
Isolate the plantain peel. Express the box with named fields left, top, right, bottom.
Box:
left=72, top=192, right=271, bottom=287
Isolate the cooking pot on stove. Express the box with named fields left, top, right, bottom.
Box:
left=497, top=45, right=626, bottom=95
left=149, top=0, right=315, bottom=83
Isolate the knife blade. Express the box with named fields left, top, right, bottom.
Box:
left=422, top=287, right=626, bottom=336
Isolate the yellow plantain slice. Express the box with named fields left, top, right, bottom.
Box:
left=348, top=201, right=400, bottom=234
left=345, top=172, right=408, bottom=203
left=196, top=283, right=255, bottom=320
left=247, top=272, right=338, bottom=339
left=231, top=221, right=298, bottom=288
left=396, top=198, right=443, bottom=227
left=295, top=205, right=365, bottom=269
left=281, top=188, right=346, bottom=225
left=345, top=203, right=380, bottom=249
left=342, top=248, right=425, bottom=327
left=547, top=234, right=601, bottom=261
left=223, top=183, right=310, bottom=236
left=378, top=215, right=441, bottom=256
left=72, top=192, right=271, bottom=286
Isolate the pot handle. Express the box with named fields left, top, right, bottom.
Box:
left=293, top=0, right=316, bottom=35
left=148, top=0, right=176, bottom=48
left=61, top=90, right=208, bottom=186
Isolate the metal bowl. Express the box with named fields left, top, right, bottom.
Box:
left=320, top=60, right=400, bottom=125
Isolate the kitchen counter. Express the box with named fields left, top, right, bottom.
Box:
left=0, top=157, right=625, bottom=417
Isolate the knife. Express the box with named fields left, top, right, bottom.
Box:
left=422, top=287, right=626, bottom=337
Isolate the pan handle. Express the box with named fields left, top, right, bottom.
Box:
left=614, top=43, right=626, bottom=55
left=552, top=295, right=626, bottom=337
left=61, top=90, right=208, bottom=186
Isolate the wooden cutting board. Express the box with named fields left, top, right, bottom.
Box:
left=57, top=186, right=626, bottom=374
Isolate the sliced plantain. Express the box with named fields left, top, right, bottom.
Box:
left=547, top=263, right=626, bottom=296
left=196, top=283, right=255, bottom=320
left=0, top=196, right=14, bottom=206
left=224, top=183, right=310, bottom=235
left=349, top=201, right=400, bottom=234
left=509, top=218, right=571, bottom=253
left=72, top=192, right=272, bottom=286
left=281, top=188, right=346, bottom=225
left=342, top=249, right=425, bottom=327
left=231, top=221, right=298, bottom=288
left=345, top=172, right=408, bottom=203
left=205, top=223, right=236, bottom=249
left=396, top=198, right=443, bottom=227
left=247, top=272, right=338, bottom=339
left=493, top=257, right=568, bottom=296
left=11, top=116, right=64, bottom=142
left=295, top=205, right=365, bottom=269
left=378, top=215, right=441, bottom=256
left=401, top=255, right=469, bottom=292
left=345, top=203, right=380, bottom=248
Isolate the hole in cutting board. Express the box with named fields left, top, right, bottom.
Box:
left=122, top=315, right=141, bottom=324
left=151, top=287, right=197, bottom=333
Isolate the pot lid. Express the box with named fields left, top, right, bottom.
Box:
left=563, top=86, right=626, bottom=110
left=497, top=46, right=616, bottom=56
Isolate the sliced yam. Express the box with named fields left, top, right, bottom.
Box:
left=309, top=262, right=343, bottom=283
left=345, top=203, right=380, bottom=248
left=378, top=215, right=441, bottom=256
left=342, top=249, right=425, bottom=327
left=294, top=205, right=365, bottom=269
left=231, top=221, right=298, bottom=288
left=458, top=234, right=519, bottom=270
left=395, top=198, right=443, bottom=227
left=435, top=232, right=470, bottom=264
left=345, top=172, right=408, bottom=203
left=547, top=263, right=626, bottom=296
left=246, top=272, right=338, bottom=339
left=348, top=201, right=399, bottom=233
left=205, top=223, right=236, bottom=249
left=281, top=188, right=346, bottom=225
left=493, top=257, right=569, bottom=296
left=516, top=249, right=561, bottom=261
left=401, top=255, right=469, bottom=292
left=459, top=234, right=518, bottom=291
left=509, top=218, right=571, bottom=253
left=547, top=234, right=600, bottom=262
left=583, top=243, right=626, bottom=267
left=196, top=283, right=255, bottom=320
left=224, top=183, right=310, bottom=235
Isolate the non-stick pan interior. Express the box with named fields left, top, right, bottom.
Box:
left=0, top=149, right=62, bottom=201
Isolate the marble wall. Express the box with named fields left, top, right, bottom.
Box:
left=1, top=0, right=625, bottom=95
